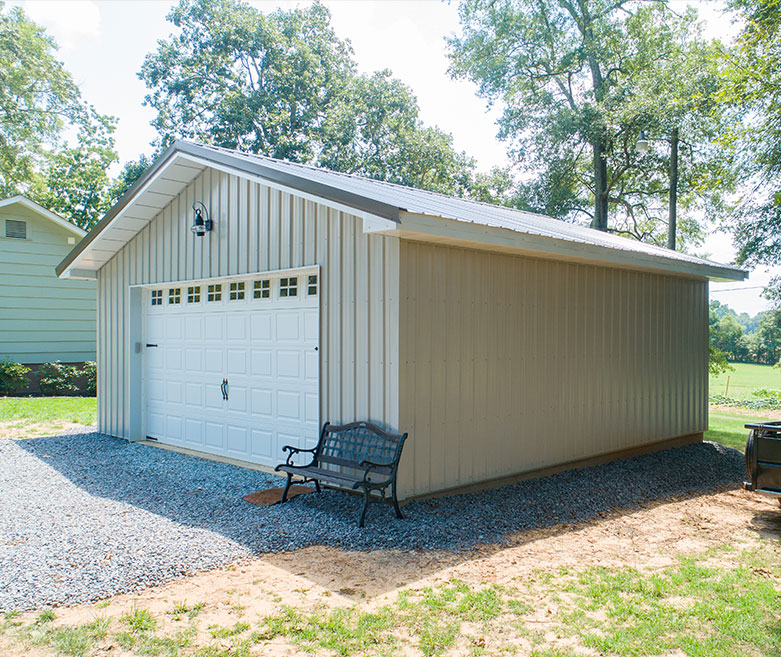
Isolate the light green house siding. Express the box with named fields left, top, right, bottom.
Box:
left=0, top=202, right=96, bottom=364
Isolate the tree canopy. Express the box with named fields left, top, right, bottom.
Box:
left=139, top=0, right=499, bottom=198
left=448, top=0, right=735, bottom=250
left=719, top=0, right=781, bottom=299
left=0, top=1, right=118, bottom=228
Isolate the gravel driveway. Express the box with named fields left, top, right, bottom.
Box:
left=0, top=430, right=744, bottom=611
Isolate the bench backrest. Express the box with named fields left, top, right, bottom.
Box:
left=316, top=421, right=407, bottom=477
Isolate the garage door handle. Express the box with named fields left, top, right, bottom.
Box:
left=145, top=343, right=158, bottom=348
left=221, top=378, right=228, bottom=401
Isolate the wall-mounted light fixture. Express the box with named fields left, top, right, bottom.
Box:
left=191, top=201, right=213, bottom=237
left=636, top=130, right=650, bottom=155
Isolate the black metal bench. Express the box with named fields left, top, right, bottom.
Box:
left=274, top=421, right=408, bottom=527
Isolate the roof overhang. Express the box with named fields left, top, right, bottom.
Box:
left=57, top=140, right=747, bottom=283
left=386, top=213, right=746, bottom=282
left=56, top=141, right=400, bottom=279
left=0, top=196, right=85, bottom=237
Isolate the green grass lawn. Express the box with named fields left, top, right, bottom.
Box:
left=709, top=362, right=781, bottom=399
left=705, top=413, right=751, bottom=450
left=0, top=396, right=96, bottom=426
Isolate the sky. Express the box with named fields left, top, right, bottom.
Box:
left=14, top=0, right=776, bottom=316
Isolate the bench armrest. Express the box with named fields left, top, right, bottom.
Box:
left=359, top=459, right=393, bottom=469
left=281, top=445, right=317, bottom=466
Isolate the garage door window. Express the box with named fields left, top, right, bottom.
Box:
left=168, top=288, right=181, bottom=304
left=207, top=284, right=222, bottom=302
left=229, top=281, right=245, bottom=300
left=151, top=290, right=162, bottom=306
left=253, top=279, right=270, bottom=299
left=187, top=286, right=201, bottom=303
left=280, top=277, right=297, bottom=297
left=307, top=274, right=318, bottom=296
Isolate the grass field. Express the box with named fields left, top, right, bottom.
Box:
left=705, top=413, right=751, bottom=450
left=0, top=397, right=97, bottom=424
left=709, top=362, right=781, bottom=399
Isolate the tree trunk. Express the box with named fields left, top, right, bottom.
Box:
left=591, top=138, right=609, bottom=231
left=668, top=127, right=679, bottom=250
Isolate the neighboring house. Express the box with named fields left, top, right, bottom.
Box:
left=57, top=141, right=746, bottom=500
left=0, top=196, right=96, bottom=369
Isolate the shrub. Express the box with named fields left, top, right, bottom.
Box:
left=0, top=360, right=30, bottom=396
left=80, top=361, right=97, bottom=396
left=38, top=361, right=81, bottom=396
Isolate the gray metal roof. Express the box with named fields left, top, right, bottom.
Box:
left=57, top=140, right=746, bottom=280
left=198, top=142, right=744, bottom=277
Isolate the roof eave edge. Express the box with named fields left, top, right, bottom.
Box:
left=398, top=211, right=748, bottom=282
left=56, top=142, right=184, bottom=277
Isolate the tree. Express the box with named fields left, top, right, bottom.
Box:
left=0, top=2, right=84, bottom=196
left=0, top=2, right=118, bottom=228
left=448, top=1, right=733, bottom=248
left=719, top=0, right=781, bottom=298
left=30, top=113, right=118, bottom=230
left=110, top=154, right=155, bottom=201
left=140, top=0, right=494, bottom=198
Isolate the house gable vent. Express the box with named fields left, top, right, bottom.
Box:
left=5, top=219, right=27, bottom=239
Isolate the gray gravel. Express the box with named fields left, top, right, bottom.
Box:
left=0, top=430, right=744, bottom=611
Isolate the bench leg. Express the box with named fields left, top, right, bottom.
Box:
left=358, top=488, right=371, bottom=528
left=281, top=473, right=293, bottom=503
left=392, top=485, right=403, bottom=520
left=315, top=479, right=321, bottom=493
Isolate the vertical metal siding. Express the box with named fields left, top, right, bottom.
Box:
left=398, top=241, right=708, bottom=498
left=96, top=168, right=400, bottom=442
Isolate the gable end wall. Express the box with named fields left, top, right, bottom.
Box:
left=96, top=168, right=399, bottom=441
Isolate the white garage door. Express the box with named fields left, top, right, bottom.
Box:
left=143, top=269, right=319, bottom=467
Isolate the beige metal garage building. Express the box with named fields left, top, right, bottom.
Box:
left=57, top=141, right=746, bottom=500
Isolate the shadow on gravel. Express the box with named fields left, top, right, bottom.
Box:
left=14, top=433, right=745, bottom=555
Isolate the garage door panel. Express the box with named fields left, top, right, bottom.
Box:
left=277, top=390, right=302, bottom=421
left=165, top=348, right=183, bottom=371
left=184, top=348, right=202, bottom=372
left=276, top=313, right=300, bottom=340
left=204, top=349, right=223, bottom=373
left=251, top=429, right=273, bottom=459
left=147, top=377, right=164, bottom=402
left=277, top=351, right=300, bottom=379
left=165, top=316, right=183, bottom=339
left=251, top=388, right=273, bottom=417
left=304, top=311, right=318, bottom=341
left=204, top=422, right=225, bottom=449
left=205, top=383, right=223, bottom=410
left=250, top=314, right=272, bottom=341
left=147, top=411, right=164, bottom=436
left=227, top=424, right=248, bottom=454
left=184, top=316, right=203, bottom=340
left=204, top=315, right=224, bottom=340
left=226, top=313, right=247, bottom=341
left=166, top=381, right=183, bottom=403
left=165, top=415, right=183, bottom=441
left=305, top=393, right=319, bottom=423
left=251, top=350, right=272, bottom=377
left=185, top=382, right=203, bottom=407
left=184, top=418, right=204, bottom=447
left=227, top=349, right=248, bottom=375
left=304, top=351, right=318, bottom=381
left=227, top=385, right=248, bottom=413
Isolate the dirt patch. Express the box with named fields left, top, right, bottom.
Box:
left=709, top=404, right=781, bottom=419
left=0, top=421, right=90, bottom=440
left=10, top=488, right=778, bottom=626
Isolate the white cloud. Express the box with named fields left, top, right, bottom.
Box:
left=22, top=0, right=101, bottom=51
